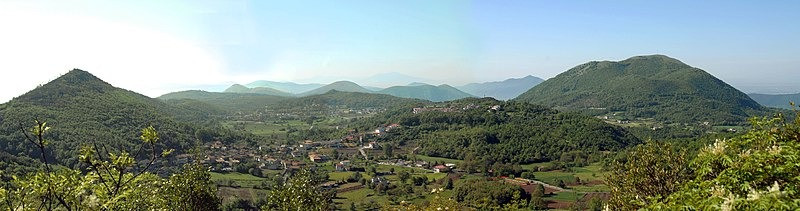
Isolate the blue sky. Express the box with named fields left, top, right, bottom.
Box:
left=0, top=0, right=798, bottom=102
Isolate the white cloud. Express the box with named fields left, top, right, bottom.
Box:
left=0, top=2, right=228, bottom=103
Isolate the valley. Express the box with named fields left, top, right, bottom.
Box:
left=1, top=55, right=796, bottom=210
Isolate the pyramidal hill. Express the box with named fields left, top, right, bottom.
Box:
left=0, top=69, right=201, bottom=168
left=515, top=55, right=769, bottom=124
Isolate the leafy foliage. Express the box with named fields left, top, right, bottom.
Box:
left=0, top=122, right=220, bottom=210
left=605, top=141, right=691, bottom=209
left=649, top=113, right=800, bottom=209
left=452, top=178, right=531, bottom=209
left=262, top=169, right=334, bottom=210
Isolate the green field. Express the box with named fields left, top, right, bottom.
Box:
left=413, top=154, right=463, bottom=165
left=529, top=163, right=607, bottom=186
left=210, top=172, right=266, bottom=188
left=546, top=191, right=585, bottom=202
left=222, top=120, right=310, bottom=136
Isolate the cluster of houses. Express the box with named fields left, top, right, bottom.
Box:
left=198, top=121, right=408, bottom=173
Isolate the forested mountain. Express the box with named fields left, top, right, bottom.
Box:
left=158, top=90, right=289, bottom=113
left=299, top=81, right=373, bottom=96
left=0, top=69, right=202, bottom=170
left=270, top=90, right=428, bottom=109
left=748, top=93, right=800, bottom=109
left=245, top=80, right=324, bottom=94
left=223, top=84, right=292, bottom=97
left=358, top=98, right=641, bottom=163
left=457, top=75, right=544, bottom=100
left=515, top=55, right=768, bottom=124
left=377, top=84, right=474, bottom=102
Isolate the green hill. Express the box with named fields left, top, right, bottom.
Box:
left=158, top=90, right=289, bottom=113
left=377, top=84, right=474, bottom=102
left=223, top=84, right=291, bottom=97
left=299, top=81, right=373, bottom=96
left=748, top=93, right=800, bottom=109
left=358, top=98, right=641, bottom=163
left=515, top=55, right=768, bottom=125
left=245, top=80, right=323, bottom=94
left=0, top=69, right=201, bottom=169
left=272, top=90, right=427, bottom=109
left=457, top=75, right=544, bottom=100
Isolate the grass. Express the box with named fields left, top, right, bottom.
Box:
left=546, top=191, right=585, bottom=202
left=571, top=163, right=607, bottom=181
left=413, top=155, right=463, bottom=165
left=222, top=120, right=310, bottom=136
left=521, top=161, right=553, bottom=171
left=329, top=171, right=356, bottom=181
left=570, top=184, right=610, bottom=192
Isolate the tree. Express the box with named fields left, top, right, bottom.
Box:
left=605, top=141, right=691, bottom=210
left=398, top=171, right=411, bottom=184
left=263, top=169, right=334, bottom=210
left=557, top=180, right=566, bottom=189
left=384, top=144, right=394, bottom=158
left=444, top=178, right=454, bottom=190
left=166, top=163, right=223, bottom=210
left=0, top=121, right=221, bottom=210
left=649, top=114, right=800, bottom=209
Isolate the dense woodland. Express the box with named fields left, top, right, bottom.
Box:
left=516, top=55, right=772, bottom=125
left=354, top=98, right=640, bottom=164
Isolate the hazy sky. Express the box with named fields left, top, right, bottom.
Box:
left=1, top=0, right=799, bottom=102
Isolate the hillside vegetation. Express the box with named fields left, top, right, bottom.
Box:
left=516, top=55, right=768, bottom=125
left=223, top=84, right=291, bottom=97
left=0, top=70, right=200, bottom=169
left=359, top=98, right=641, bottom=163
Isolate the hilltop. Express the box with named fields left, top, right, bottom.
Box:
left=299, top=81, right=373, bottom=96
left=223, top=84, right=291, bottom=97
left=515, top=55, right=768, bottom=124
left=0, top=69, right=202, bottom=169
left=458, top=75, right=544, bottom=100
left=377, top=84, right=474, bottom=102
left=245, top=80, right=323, bottom=94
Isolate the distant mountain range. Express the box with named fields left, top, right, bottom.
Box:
left=515, top=55, right=770, bottom=124
left=224, top=84, right=292, bottom=97
left=245, top=81, right=324, bottom=94
left=231, top=79, right=478, bottom=102
left=457, top=75, right=544, bottom=100
left=377, top=84, right=474, bottom=102
left=298, top=81, right=374, bottom=96
left=355, top=72, right=434, bottom=88
left=748, top=93, right=800, bottom=109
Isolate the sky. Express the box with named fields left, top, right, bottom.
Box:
left=0, top=0, right=799, bottom=102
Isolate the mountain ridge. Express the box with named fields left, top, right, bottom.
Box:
left=457, top=75, right=544, bottom=100
left=515, top=55, right=768, bottom=124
